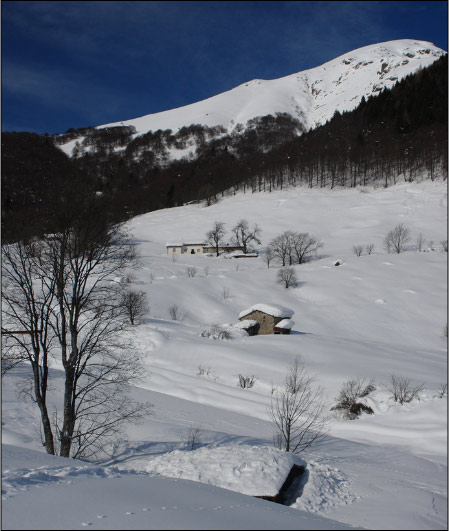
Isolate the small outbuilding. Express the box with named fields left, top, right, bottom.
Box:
left=238, top=304, right=294, bottom=335
left=234, top=319, right=260, bottom=336
left=274, top=319, right=295, bottom=335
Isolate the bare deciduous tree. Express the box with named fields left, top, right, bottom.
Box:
left=206, top=221, right=226, bottom=257
left=416, top=233, right=426, bottom=252
left=269, top=231, right=295, bottom=266
left=277, top=267, right=297, bottom=289
left=268, top=357, right=329, bottom=454
left=121, top=289, right=149, bottom=325
left=384, top=223, right=411, bottom=254
left=386, top=374, right=424, bottom=404
left=230, top=219, right=262, bottom=254
left=2, top=203, right=152, bottom=460
left=262, top=246, right=275, bottom=268
left=291, top=232, right=323, bottom=264
left=269, top=231, right=322, bottom=266
left=441, top=240, right=448, bottom=252
left=181, top=423, right=203, bottom=450
left=2, top=239, right=57, bottom=453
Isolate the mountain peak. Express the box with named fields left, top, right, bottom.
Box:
left=57, top=39, right=445, bottom=157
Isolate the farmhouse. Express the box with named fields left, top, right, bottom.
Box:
left=166, top=242, right=244, bottom=255
left=238, top=304, right=294, bottom=335
left=166, top=242, right=207, bottom=254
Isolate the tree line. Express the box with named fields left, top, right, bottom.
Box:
left=2, top=56, right=447, bottom=244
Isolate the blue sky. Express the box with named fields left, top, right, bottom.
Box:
left=2, top=1, right=447, bottom=134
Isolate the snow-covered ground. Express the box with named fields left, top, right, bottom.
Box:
left=2, top=180, right=447, bottom=529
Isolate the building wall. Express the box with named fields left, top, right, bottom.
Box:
left=167, top=246, right=183, bottom=254
left=184, top=245, right=204, bottom=254
left=239, top=310, right=283, bottom=335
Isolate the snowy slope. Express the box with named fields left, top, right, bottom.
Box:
left=2, top=181, right=447, bottom=529
left=58, top=39, right=445, bottom=158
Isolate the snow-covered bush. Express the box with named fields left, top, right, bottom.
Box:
left=332, top=377, right=376, bottom=420
left=201, top=324, right=232, bottom=340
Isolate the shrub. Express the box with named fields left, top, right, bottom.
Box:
left=181, top=424, right=203, bottom=450
left=187, top=266, right=197, bottom=278
left=332, top=377, right=376, bottom=420
left=437, top=383, right=447, bottom=398
left=201, top=324, right=232, bottom=340
left=386, top=374, right=424, bottom=404
left=238, top=374, right=256, bottom=388
left=169, top=304, right=185, bottom=321
left=384, top=223, right=411, bottom=254
left=353, top=245, right=364, bottom=257
left=365, top=243, right=375, bottom=255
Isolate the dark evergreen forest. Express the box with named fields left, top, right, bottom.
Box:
left=2, top=55, right=447, bottom=243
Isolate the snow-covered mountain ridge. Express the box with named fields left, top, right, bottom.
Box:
left=58, top=39, right=445, bottom=158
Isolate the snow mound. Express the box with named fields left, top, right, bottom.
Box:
left=292, top=461, right=359, bottom=514
left=142, top=444, right=300, bottom=497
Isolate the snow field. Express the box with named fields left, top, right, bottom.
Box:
left=2, top=180, right=447, bottom=529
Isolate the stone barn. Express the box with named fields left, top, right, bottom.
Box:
left=238, top=304, right=294, bottom=335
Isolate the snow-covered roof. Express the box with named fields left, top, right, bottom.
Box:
left=275, top=319, right=295, bottom=330
left=166, top=241, right=205, bottom=247
left=239, top=304, right=294, bottom=319
left=234, top=319, right=258, bottom=329
left=143, top=444, right=301, bottom=497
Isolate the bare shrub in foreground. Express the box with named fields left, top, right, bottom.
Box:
left=268, top=357, right=329, bottom=454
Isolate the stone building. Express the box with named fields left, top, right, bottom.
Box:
left=238, top=304, right=294, bottom=335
